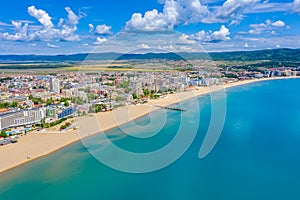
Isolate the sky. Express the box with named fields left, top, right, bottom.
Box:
left=0, top=0, right=300, bottom=54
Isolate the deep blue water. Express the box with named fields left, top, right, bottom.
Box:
left=1, top=79, right=300, bottom=200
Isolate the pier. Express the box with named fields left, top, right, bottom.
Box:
left=154, top=105, right=186, bottom=112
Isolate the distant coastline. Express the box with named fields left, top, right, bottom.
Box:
left=1, top=76, right=299, bottom=174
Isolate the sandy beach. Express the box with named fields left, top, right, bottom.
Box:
left=0, top=76, right=298, bottom=173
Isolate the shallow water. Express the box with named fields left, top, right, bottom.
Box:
left=1, top=79, right=300, bottom=200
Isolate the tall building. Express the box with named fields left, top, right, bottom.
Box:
left=50, top=77, right=60, bottom=94
left=0, top=108, right=45, bottom=130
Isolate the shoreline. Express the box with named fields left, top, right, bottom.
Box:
left=0, top=76, right=299, bottom=174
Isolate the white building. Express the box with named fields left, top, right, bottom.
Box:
left=50, top=77, right=60, bottom=94
left=0, top=108, right=46, bottom=130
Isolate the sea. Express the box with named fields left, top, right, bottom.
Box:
left=1, top=78, right=300, bottom=200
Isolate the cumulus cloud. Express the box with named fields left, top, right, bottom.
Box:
left=176, top=34, right=196, bottom=45
left=58, top=18, right=64, bottom=27
left=94, top=37, right=107, bottom=45
left=211, top=25, right=231, bottom=41
left=0, top=6, right=82, bottom=42
left=65, top=7, right=80, bottom=26
left=125, top=0, right=208, bottom=32
left=271, top=20, right=285, bottom=27
left=27, top=6, right=54, bottom=28
left=189, top=25, right=230, bottom=42
left=248, top=19, right=286, bottom=35
left=0, top=21, right=29, bottom=41
left=124, top=0, right=275, bottom=31
left=88, top=23, right=112, bottom=35
left=95, top=24, right=112, bottom=35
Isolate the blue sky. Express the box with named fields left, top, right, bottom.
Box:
left=0, top=0, right=300, bottom=54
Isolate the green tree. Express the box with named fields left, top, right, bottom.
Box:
left=46, top=97, right=53, bottom=106
left=64, top=101, right=69, bottom=107
left=89, top=104, right=107, bottom=113
left=40, top=118, right=46, bottom=128
left=87, top=93, right=96, bottom=102
left=0, top=102, right=10, bottom=109
left=72, top=97, right=85, bottom=105
left=132, top=93, right=137, bottom=100
left=0, top=130, right=7, bottom=138
left=11, top=101, right=18, bottom=108
left=143, top=89, right=149, bottom=96
left=115, top=96, right=121, bottom=102
left=60, top=124, right=67, bottom=130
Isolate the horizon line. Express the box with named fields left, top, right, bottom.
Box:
left=0, top=48, right=298, bottom=57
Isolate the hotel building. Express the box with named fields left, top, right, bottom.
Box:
left=0, top=108, right=45, bottom=130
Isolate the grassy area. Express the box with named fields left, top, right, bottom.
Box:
left=63, top=66, right=182, bottom=72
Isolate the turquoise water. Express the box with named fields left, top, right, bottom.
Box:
left=1, top=79, right=300, bottom=199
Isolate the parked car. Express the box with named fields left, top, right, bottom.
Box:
left=0, top=139, right=11, bottom=145
left=10, top=139, right=18, bottom=143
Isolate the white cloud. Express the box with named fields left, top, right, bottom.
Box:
left=157, top=44, right=193, bottom=52
left=271, top=20, right=285, bottom=27
left=58, top=18, right=64, bottom=27
left=88, top=24, right=94, bottom=32
left=125, top=10, right=172, bottom=32
left=0, top=21, right=13, bottom=27
left=29, top=43, right=37, bottom=47
left=158, top=44, right=176, bottom=51
left=190, top=25, right=230, bottom=42
left=125, top=0, right=208, bottom=32
left=292, top=0, right=300, bottom=13
left=148, top=0, right=293, bottom=26
left=248, top=19, right=286, bottom=35
left=94, top=37, right=107, bottom=45
left=211, top=25, right=231, bottom=41
left=137, top=43, right=151, bottom=49
left=95, top=24, right=112, bottom=35
left=190, top=30, right=211, bottom=41
left=234, top=34, right=300, bottom=51
left=0, top=6, right=82, bottom=42
left=47, top=43, right=59, bottom=48
left=139, top=0, right=288, bottom=26
left=203, top=0, right=259, bottom=24
left=88, top=23, right=112, bottom=35
left=248, top=2, right=292, bottom=14
left=176, top=34, right=196, bottom=45
left=27, top=6, right=54, bottom=28
left=244, top=43, right=249, bottom=48
left=0, top=21, right=28, bottom=41
left=65, top=7, right=80, bottom=26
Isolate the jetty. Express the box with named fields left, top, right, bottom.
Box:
left=154, top=105, right=186, bottom=112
